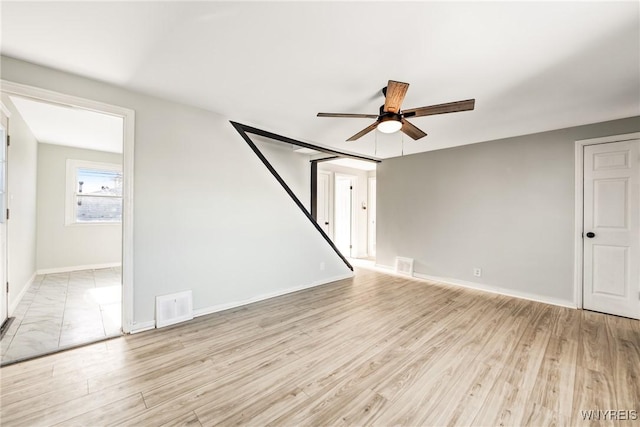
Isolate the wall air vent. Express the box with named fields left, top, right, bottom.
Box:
left=395, top=257, right=414, bottom=277
left=155, top=290, right=193, bottom=328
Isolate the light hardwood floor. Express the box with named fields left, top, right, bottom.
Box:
left=0, top=268, right=638, bottom=426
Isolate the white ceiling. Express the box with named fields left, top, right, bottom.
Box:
left=9, top=96, right=123, bottom=153
left=2, top=2, right=638, bottom=159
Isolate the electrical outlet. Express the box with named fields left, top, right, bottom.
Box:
left=320, top=262, right=325, bottom=271
left=473, top=268, right=482, bottom=277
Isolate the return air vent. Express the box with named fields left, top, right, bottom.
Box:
left=156, top=290, right=193, bottom=328
left=395, top=257, right=414, bottom=277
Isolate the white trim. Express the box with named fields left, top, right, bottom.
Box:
left=0, top=101, right=11, bottom=118
left=573, top=132, right=640, bottom=310
left=1, top=79, right=135, bottom=333
left=574, top=139, right=584, bottom=310
left=373, top=263, right=409, bottom=276
left=8, top=272, right=37, bottom=316
left=412, top=272, right=576, bottom=309
left=369, top=263, right=575, bottom=309
left=1, top=107, right=7, bottom=324
left=127, top=273, right=354, bottom=334
left=129, top=321, right=156, bottom=334
left=193, top=273, right=354, bottom=318
left=1, top=80, right=132, bottom=119
left=36, top=262, right=121, bottom=275
left=575, top=132, right=640, bottom=146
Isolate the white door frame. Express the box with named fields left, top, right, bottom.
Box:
left=1, top=79, right=135, bottom=333
left=0, top=103, right=10, bottom=327
left=574, top=132, right=640, bottom=310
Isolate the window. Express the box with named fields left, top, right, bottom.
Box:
left=66, top=159, right=122, bottom=225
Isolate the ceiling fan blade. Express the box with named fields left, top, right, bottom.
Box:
left=346, top=121, right=379, bottom=141
left=403, top=99, right=475, bottom=118
left=383, top=80, right=410, bottom=113
left=401, top=119, right=427, bottom=140
left=317, top=112, right=379, bottom=119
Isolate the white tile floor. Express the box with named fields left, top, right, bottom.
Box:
left=1, top=268, right=122, bottom=364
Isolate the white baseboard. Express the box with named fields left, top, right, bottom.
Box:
left=372, top=263, right=407, bottom=277
left=193, top=272, right=353, bottom=317
left=412, top=272, right=576, bottom=309
left=193, top=273, right=354, bottom=318
left=129, top=321, right=156, bottom=334
left=127, top=273, right=355, bottom=334
left=37, top=262, right=121, bottom=275
left=8, top=272, right=37, bottom=316
left=368, top=263, right=575, bottom=309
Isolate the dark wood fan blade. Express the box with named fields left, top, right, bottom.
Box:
left=401, top=119, right=427, bottom=140
left=383, top=80, right=409, bottom=113
left=317, top=112, right=379, bottom=119
left=346, top=121, right=379, bottom=141
left=403, top=99, right=475, bottom=118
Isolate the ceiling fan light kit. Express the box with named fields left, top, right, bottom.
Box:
left=377, top=115, right=403, bottom=134
left=317, top=80, right=475, bottom=142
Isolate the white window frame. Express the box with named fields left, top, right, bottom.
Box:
left=65, top=159, right=123, bottom=226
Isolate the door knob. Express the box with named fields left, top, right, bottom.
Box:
left=586, top=232, right=595, bottom=238
left=324, top=222, right=329, bottom=225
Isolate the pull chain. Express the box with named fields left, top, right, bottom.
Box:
left=375, top=130, right=378, bottom=157
left=374, top=131, right=405, bottom=156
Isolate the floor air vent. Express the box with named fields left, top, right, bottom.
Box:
left=395, top=257, right=414, bottom=277
left=156, top=290, right=193, bottom=328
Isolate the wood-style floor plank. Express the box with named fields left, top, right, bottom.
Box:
left=606, top=315, right=640, bottom=417
left=1, top=379, right=89, bottom=420
left=157, top=411, right=202, bottom=427
left=1, top=268, right=637, bottom=426
left=528, top=335, right=578, bottom=418
left=53, top=393, right=146, bottom=427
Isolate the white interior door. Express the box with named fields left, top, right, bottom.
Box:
left=583, top=139, right=640, bottom=319
left=0, top=114, right=8, bottom=325
left=334, top=175, right=353, bottom=257
left=368, top=177, right=376, bottom=257
left=317, top=171, right=332, bottom=237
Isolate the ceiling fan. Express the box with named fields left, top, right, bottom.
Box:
left=317, top=80, right=475, bottom=141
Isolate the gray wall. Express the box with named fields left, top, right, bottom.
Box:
left=2, top=95, right=38, bottom=312
left=36, top=143, right=122, bottom=271
left=377, top=116, right=640, bottom=304
left=1, top=56, right=351, bottom=328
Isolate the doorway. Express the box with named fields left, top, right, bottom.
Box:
left=334, top=174, right=355, bottom=257
left=576, top=133, right=640, bottom=319
left=0, top=81, right=134, bottom=363
left=315, top=159, right=377, bottom=263
left=0, top=110, right=8, bottom=332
